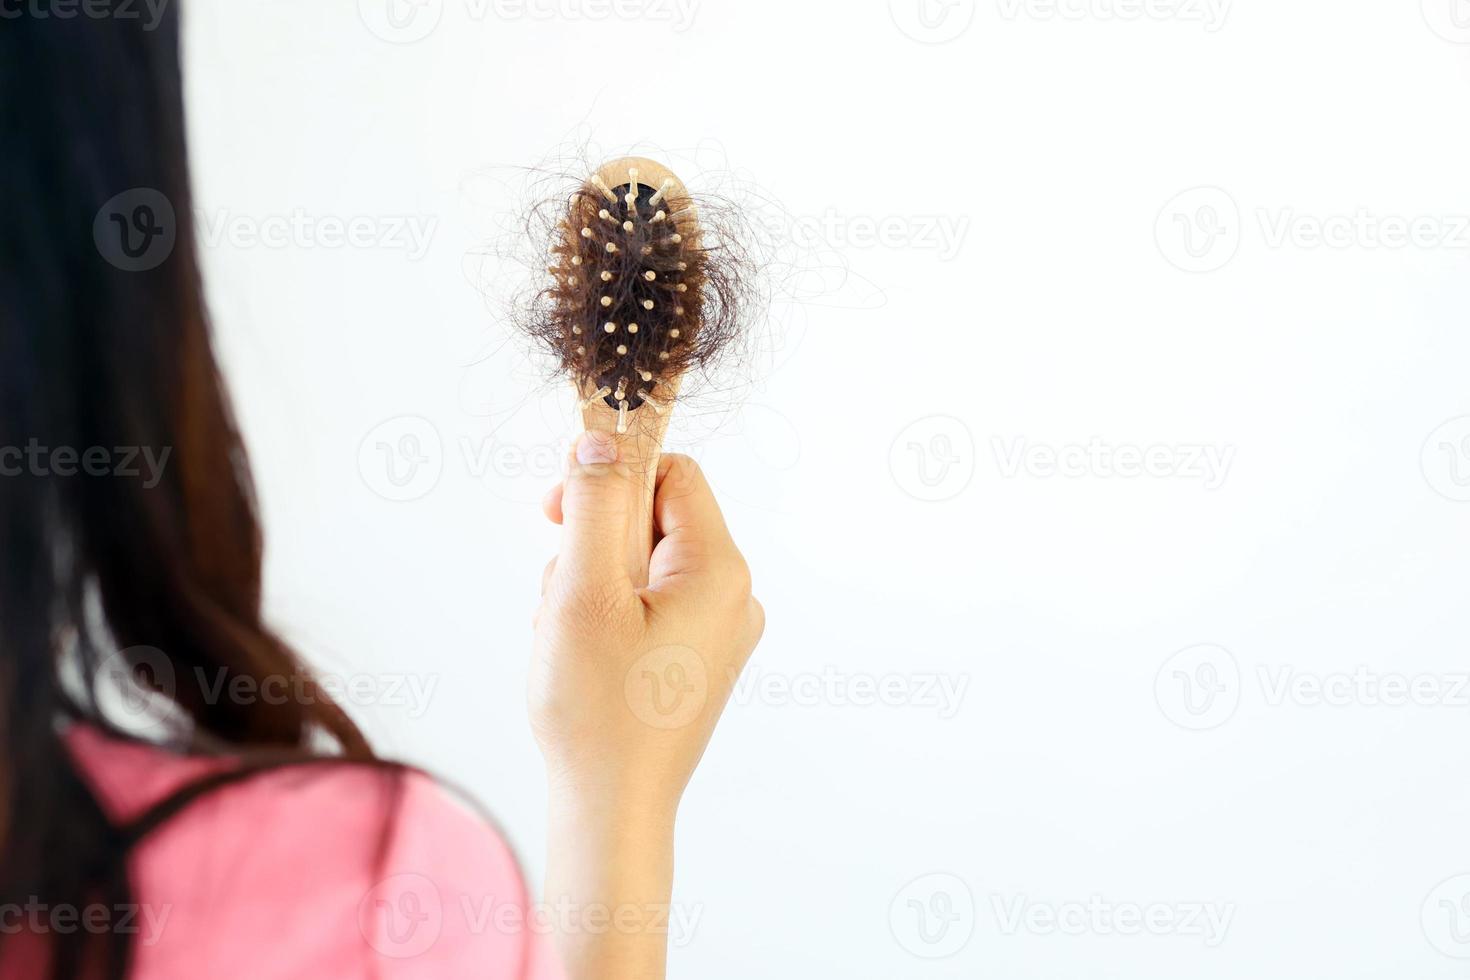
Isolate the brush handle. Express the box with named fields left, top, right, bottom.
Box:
left=579, top=382, right=677, bottom=588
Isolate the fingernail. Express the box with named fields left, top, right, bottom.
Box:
left=576, top=430, right=618, bottom=464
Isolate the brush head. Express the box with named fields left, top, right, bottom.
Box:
left=546, top=158, right=702, bottom=425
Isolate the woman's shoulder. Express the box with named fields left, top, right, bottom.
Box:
left=60, top=724, right=561, bottom=978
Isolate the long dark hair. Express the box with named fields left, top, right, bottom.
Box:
left=0, top=7, right=382, bottom=977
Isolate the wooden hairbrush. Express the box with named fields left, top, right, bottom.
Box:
left=546, top=157, right=703, bottom=584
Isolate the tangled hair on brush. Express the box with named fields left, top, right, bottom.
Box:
left=512, top=167, right=756, bottom=413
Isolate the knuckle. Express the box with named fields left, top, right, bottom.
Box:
left=561, top=580, right=640, bottom=635
left=747, top=600, right=766, bottom=645
left=661, top=454, right=703, bottom=497
left=720, top=553, right=753, bottom=597
left=663, top=452, right=700, bottom=479
left=563, top=466, right=634, bottom=511
left=570, top=458, right=633, bottom=485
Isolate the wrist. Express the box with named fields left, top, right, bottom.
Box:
left=543, top=770, right=679, bottom=979
left=547, top=772, right=680, bottom=835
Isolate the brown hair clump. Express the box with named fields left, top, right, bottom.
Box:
left=519, top=166, right=752, bottom=413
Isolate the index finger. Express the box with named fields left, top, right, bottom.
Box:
left=647, top=454, right=739, bottom=587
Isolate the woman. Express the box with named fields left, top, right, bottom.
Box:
left=0, top=7, right=763, bottom=979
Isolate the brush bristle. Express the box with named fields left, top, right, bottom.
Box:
left=547, top=175, right=704, bottom=411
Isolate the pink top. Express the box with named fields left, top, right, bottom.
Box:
left=3, top=726, right=563, bottom=979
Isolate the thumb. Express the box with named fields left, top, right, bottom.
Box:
left=555, top=430, right=641, bottom=593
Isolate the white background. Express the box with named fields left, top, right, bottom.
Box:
left=181, top=1, right=1470, bottom=976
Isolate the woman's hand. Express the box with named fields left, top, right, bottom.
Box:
left=530, top=430, right=764, bottom=979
